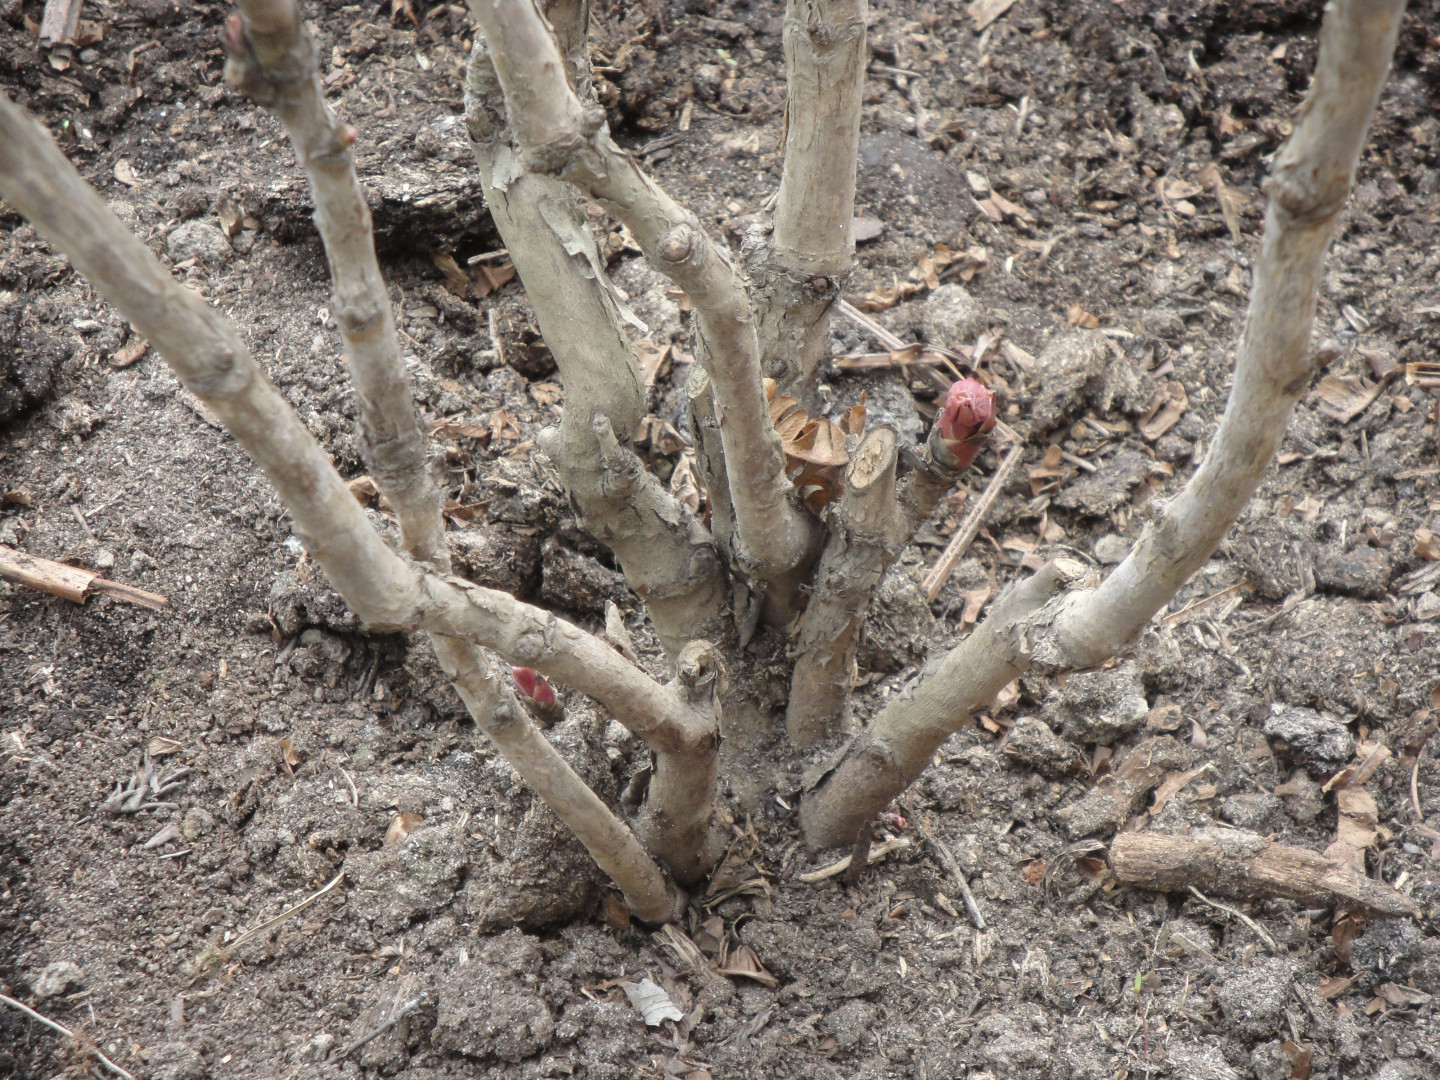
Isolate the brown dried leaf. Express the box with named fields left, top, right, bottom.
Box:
left=1325, top=787, right=1378, bottom=874
left=1067, top=303, right=1100, bottom=329
left=1150, top=764, right=1211, bottom=815
left=148, top=736, right=185, bottom=757
left=960, top=586, right=992, bottom=626
left=489, top=408, right=521, bottom=440
left=385, top=811, right=425, bottom=845
left=1316, top=975, right=1356, bottom=1000
left=432, top=417, right=493, bottom=443
left=769, top=394, right=801, bottom=426
left=670, top=450, right=702, bottom=514
left=471, top=260, right=516, bottom=297
left=431, top=252, right=470, bottom=299
left=1315, top=374, right=1383, bottom=424
left=1377, top=981, right=1432, bottom=1007
left=1280, top=1041, right=1314, bottom=1080
left=347, top=475, right=382, bottom=505
left=786, top=418, right=849, bottom=468
left=716, top=943, right=778, bottom=989
left=110, top=335, right=149, bottom=368
left=1139, top=381, right=1190, bottom=440
left=839, top=401, right=867, bottom=437
left=3, top=488, right=34, bottom=507
left=1414, top=528, right=1440, bottom=562
left=635, top=340, right=671, bottom=387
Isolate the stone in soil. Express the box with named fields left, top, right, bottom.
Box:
left=1262, top=703, right=1355, bottom=775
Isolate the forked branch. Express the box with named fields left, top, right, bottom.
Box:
left=801, top=0, right=1407, bottom=848
left=465, top=0, right=819, bottom=585
left=0, top=86, right=690, bottom=922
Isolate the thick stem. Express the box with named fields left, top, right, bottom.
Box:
left=466, top=0, right=819, bottom=585
left=226, top=0, right=446, bottom=569
left=465, top=38, right=728, bottom=657
left=786, top=426, right=901, bottom=746
left=754, top=0, right=867, bottom=397
left=801, top=0, right=1405, bottom=849
left=0, top=92, right=688, bottom=918
left=800, top=561, right=1078, bottom=848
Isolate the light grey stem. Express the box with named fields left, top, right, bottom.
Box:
left=465, top=0, right=819, bottom=585
left=0, top=90, right=684, bottom=922
left=464, top=19, right=728, bottom=657
left=801, top=0, right=1405, bottom=848
left=228, top=0, right=446, bottom=569
left=751, top=0, right=868, bottom=398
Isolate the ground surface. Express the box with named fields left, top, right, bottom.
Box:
left=2, top=0, right=1440, bottom=1077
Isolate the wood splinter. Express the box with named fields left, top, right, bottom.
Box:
left=1110, top=828, right=1419, bottom=920
left=0, top=544, right=167, bottom=610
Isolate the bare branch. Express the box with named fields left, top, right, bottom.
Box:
left=786, top=426, right=901, bottom=746
left=226, top=0, right=447, bottom=570
left=464, top=29, right=728, bottom=656
left=465, top=0, right=819, bottom=584
left=801, top=0, right=1405, bottom=848
left=753, top=0, right=868, bottom=396
left=0, top=90, right=689, bottom=920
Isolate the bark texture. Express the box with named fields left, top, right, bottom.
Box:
left=801, top=0, right=1405, bottom=849
left=752, top=0, right=868, bottom=398
left=1110, top=829, right=1419, bottom=919
left=465, top=0, right=819, bottom=586
left=464, top=20, right=728, bottom=658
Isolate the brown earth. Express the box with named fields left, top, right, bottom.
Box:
left=2, top=1, right=1440, bottom=1077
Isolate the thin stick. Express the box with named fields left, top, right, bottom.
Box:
left=912, top=814, right=986, bottom=929
left=1160, top=581, right=1250, bottom=624
left=923, top=438, right=1025, bottom=603
left=797, top=837, right=911, bottom=883
left=1186, top=885, right=1278, bottom=954
left=1413, top=738, right=1429, bottom=823
left=329, top=995, right=426, bottom=1063
left=0, top=992, right=137, bottom=1080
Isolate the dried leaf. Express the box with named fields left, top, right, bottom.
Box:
left=431, top=418, right=492, bottom=443
left=1316, top=975, right=1356, bottom=999
left=786, top=418, right=849, bottom=468
left=3, top=488, right=33, bottom=507
left=470, top=260, right=516, bottom=297
left=431, top=252, right=470, bottom=299
left=600, top=892, right=631, bottom=929
left=1150, top=764, right=1211, bottom=815
left=1414, top=528, right=1440, bottom=562
left=1162, top=178, right=1205, bottom=202
left=635, top=340, right=671, bottom=386
left=669, top=450, right=702, bottom=514
left=1139, top=381, right=1190, bottom=440
left=488, top=408, right=521, bottom=441
left=969, top=0, right=1017, bottom=32
left=1067, top=303, right=1100, bottom=329
left=621, top=978, right=684, bottom=1026
left=1377, top=981, right=1432, bottom=1007
left=110, top=335, right=149, bottom=368
left=839, top=401, right=867, bottom=436
left=113, top=158, right=140, bottom=187
left=279, top=737, right=300, bottom=769
left=1315, top=374, right=1383, bottom=424
left=1280, top=1041, right=1314, bottom=1080
left=716, top=944, right=778, bottom=989
left=529, top=381, right=564, bottom=409
left=960, top=586, right=992, bottom=626
left=216, top=196, right=243, bottom=238
left=1325, top=787, right=1378, bottom=874
left=384, top=812, right=425, bottom=845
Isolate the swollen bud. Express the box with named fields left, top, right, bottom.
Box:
left=936, top=377, right=996, bottom=470
left=221, top=14, right=245, bottom=55
left=511, top=666, right=557, bottom=706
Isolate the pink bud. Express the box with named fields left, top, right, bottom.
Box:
left=936, top=378, right=996, bottom=470
left=511, top=667, right=557, bottom=706
left=221, top=14, right=245, bottom=55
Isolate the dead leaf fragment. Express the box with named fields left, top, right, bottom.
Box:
left=431, top=251, right=471, bottom=299
left=110, top=335, right=149, bottom=368
left=1315, top=374, right=1384, bottom=424
left=969, top=0, right=1017, bottom=32
left=1139, top=381, right=1190, bottom=440
left=384, top=812, right=425, bottom=845
left=621, top=978, right=684, bottom=1025
left=716, top=943, right=778, bottom=989
left=1150, top=764, right=1212, bottom=815
left=1067, top=303, right=1100, bottom=329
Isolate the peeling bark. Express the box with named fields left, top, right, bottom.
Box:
left=465, top=0, right=819, bottom=587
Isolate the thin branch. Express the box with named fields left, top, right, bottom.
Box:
left=800, top=0, right=1406, bottom=848
left=466, top=0, right=818, bottom=584
left=0, top=993, right=137, bottom=1080
left=921, top=437, right=1024, bottom=603
left=226, top=0, right=447, bottom=570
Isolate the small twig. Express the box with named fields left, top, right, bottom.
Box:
left=338, top=766, right=359, bottom=808
left=912, top=814, right=986, bottom=929
left=189, top=871, right=345, bottom=982
left=327, top=995, right=425, bottom=1064
left=836, top=299, right=970, bottom=379
left=797, top=837, right=911, bottom=883
left=0, top=992, right=137, bottom=1080
left=841, top=821, right=874, bottom=886
left=1186, top=885, right=1278, bottom=954
left=1413, top=738, right=1429, bottom=823
left=924, top=437, right=1026, bottom=602
left=1161, top=581, right=1250, bottom=625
